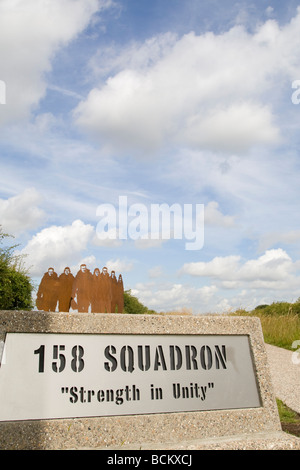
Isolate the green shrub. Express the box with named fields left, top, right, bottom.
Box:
left=257, top=302, right=292, bottom=316
left=123, top=290, right=150, bottom=315
left=0, top=227, right=33, bottom=310
left=254, top=304, right=269, bottom=310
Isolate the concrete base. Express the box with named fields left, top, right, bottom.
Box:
left=0, top=311, right=298, bottom=450
left=88, top=431, right=300, bottom=450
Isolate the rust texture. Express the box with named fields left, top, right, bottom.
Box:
left=36, top=265, right=124, bottom=313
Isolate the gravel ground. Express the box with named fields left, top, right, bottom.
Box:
left=265, top=344, right=300, bottom=414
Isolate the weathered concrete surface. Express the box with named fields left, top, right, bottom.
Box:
left=0, top=311, right=298, bottom=450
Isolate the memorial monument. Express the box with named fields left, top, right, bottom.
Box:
left=0, top=265, right=299, bottom=450
left=36, top=265, right=124, bottom=313
left=0, top=311, right=299, bottom=450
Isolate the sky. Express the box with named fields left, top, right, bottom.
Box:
left=1, top=0, right=300, bottom=314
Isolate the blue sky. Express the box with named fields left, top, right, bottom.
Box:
left=1, top=0, right=300, bottom=313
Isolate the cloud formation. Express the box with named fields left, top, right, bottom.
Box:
left=205, top=201, right=235, bottom=227
left=0, top=0, right=102, bottom=125
left=132, top=281, right=218, bottom=312
left=19, top=219, right=95, bottom=275
left=181, top=248, right=299, bottom=290
left=2, top=2, right=300, bottom=314
left=73, top=10, right=300, bottom=154
left=0, top=188, right=45, bottom=234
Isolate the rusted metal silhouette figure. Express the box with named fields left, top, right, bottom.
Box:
left=101, top=267, right=112, bottom=313
left=110, top=270, right=118, bottom=313
left=117, top=274, right=124, bottom=313
left=58, top=267, right=74, bottom=312
left=36, top=267, right=58, bottom=311
left=36, top=264, right=124, bottom=313
left=91, top=268, right=103, bottom=313
left=71, top=264, right=93, bottom=312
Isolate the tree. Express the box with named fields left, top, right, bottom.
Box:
left=0, top=227, right=33, bottom=310
left=123, top=290, right=156, bottom=315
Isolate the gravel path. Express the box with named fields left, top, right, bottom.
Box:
left=265, top=343, right=300, bottom=414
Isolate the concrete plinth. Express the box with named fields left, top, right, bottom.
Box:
left=0, top=311, right=298, bottom=450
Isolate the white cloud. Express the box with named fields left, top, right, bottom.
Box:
left=182, top=255, right=241, bottom=279
left=70, top=255, right=134, bottom=277
left=131, top=249, right=300, bottom=313
left=148, top=265, right=164, bottom=278
left=258, top=230, right=300, bottom=252
left=88, top=32, right=177, bottom=81
left=70, top=255, right=97, bottom=275
left=265, top=6, right=274, bottom=17
left=19, top=219, right=95, bottom=276
left=105, top=258, right=134, bottom=273
left=182, top=102, right=279, bottom=153
left=181, top=248, right=299, bottom=290
left=205, top=201, right=235, bottom=227
left=132, top=281, right=218, bottom=313
left=0, top=0, right=105, bottom=126
left=73, top=10, right=300, bottom=154
left=239, top=249, right=293, bottom=282
left=0, top=188, right=45, bottom=234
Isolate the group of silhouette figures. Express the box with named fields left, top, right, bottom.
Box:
left=36, top=264, right=124, bottom=313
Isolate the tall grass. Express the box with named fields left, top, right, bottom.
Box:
left=159, top=307, right=193, bottom=316
left=231, top=302, right=300, bottom=350
left=152, top=301, right=300, bottom=350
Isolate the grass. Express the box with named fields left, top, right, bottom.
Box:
left=160, top=302, right=300, bottom=350
left=157, top=300, right=300, bottom=350
left=277, top=399, right=299, bottom=423
left=259, top=314, right=300, bottom=350
left=158, top=307, right=193, bottom=316
left=277, top=399, right=300, bottom=437
left=230, top=302, right=300, bottom=350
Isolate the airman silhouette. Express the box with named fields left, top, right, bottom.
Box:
left=110, top=270, right=119, bottom=313
left=36, top=267, right=58, bottom=311
left=117, top=274, right=124, bottom=313
left=91, top=268, right=104, bottom=313
left=58, top=267, right=74, bottom=312
left=71, top=264, right=93, bottom=312
left=101, top=266, right=112, bottom=313
left=36, top=264, right=124, bottom=314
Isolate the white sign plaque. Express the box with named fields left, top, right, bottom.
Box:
left=0, top=333, right=261, bottom=421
